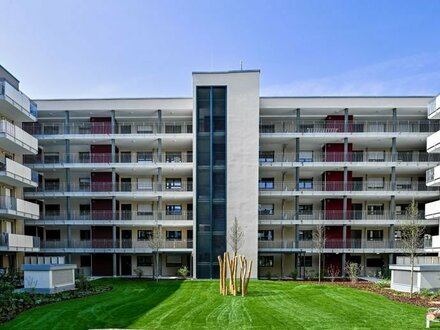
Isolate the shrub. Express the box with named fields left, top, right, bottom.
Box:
left=133, top=267, right=143, bottom=278
left=327, top=264, right=340, bottom=282
left=375, top=279, right=391, bottom=289
left=177, top=266, right=189, bottom=278
left=75, top=273, right=92, bottom=291
left=0, top=269, right=23, bottom=288
left=345, top=262, right=362, bottom=283
left=265, top=271, right=272, bottom=280
left=289, top=271, right=297, bottom=280
left=419, top=288, right=437, bottom=300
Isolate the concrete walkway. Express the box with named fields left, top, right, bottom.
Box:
left=358, top=276, right=383, bottom=283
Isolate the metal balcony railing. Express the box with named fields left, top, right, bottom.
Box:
left=22, top=121, right=193, bottom=136
left=259, top=151, right=440, bottom=163
left=0, top=233, right=40, bottom=249
left=24, top=152, right=193, bottom=165
left=258, top=239, right=420, bottom=250
left=258, top=210, right=426, bottom=222
left=0, top=120, right=38, bottom=153
left=426, top=168, right=436, bottom=184
left=258, top=181, right=437, bottom=192
left=259, top=119, right=439, bottom=134
left=40, top=239, right=193, bottom=249
left=428, top=99, right=439, bottom=117
left=39, top=210, right=193, bottom=221
left=25, top=181, right=193, bottom=193
left=0, top=156, right=39, bottom=184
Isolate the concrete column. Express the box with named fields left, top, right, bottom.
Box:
left=392, top=108, right=397, bottom=132
left=112, top=168, right=116, bottom=193
left=390, top=195, right=396, bottom=220
left=296, top=108, right=300, bottom=132
left=65, top=168, right=70, bottom=192
left=157, top=167, right=162, bottom=192
left=111, top=139, right=116, bottom=163
left=344, top=137, right=348, bottom=162
left=343, top=166, right=348, bottom=192
left=344, top=108, right=349, bottom=132
left=391, top=137, right=397, bottom=162
left=65, top=139, right=70, bottom=163
left=342, top=224, right=347, bottom=248
left=343, top=196, right=347, bottom=221
left=341, top=253, right=346, bottom=277
left=294, top=196, right=299, bottom=220
left=157, top=109, right=162, bottom=133
left=157, top=138, right=162, bottom=162
left=64, top=111, right=70, bottom=134
left=294, top=224, right=299, bottom=248
left=391, top=166, right=396, bottom=191
left=389, top=224, right=395, bottom=248
left=113, top=253, right=117, bottom=277
left=67, top=224, right=72, bottom=248
left=112, top=197, right=116, bottom=221
left=111, top=110, right=116, bottom=134
left=157, top=196, right=163, bottom=220
left=66, top=196, right=71, bottom=220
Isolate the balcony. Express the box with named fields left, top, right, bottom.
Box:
left=0, top=157, right=38, bottom=187
left=428, top=95, right=440, bottom=120
left=258, top=210, right=434, bottom=226
left=427, top=130, right=440, bottom=153
left=426, top=166, right=440, bottom=186
left=0, top=233, right=40, bottom=252
left=258, top=181, right=438, bottom=198
left=0, top=79, right=37, bottom=122
left=26, top=210, right=193, bottom=226
left=0, top=120, right=38, bottom=154
left=258, top=239, right=426, bottom=253
left=427, top=235, right=440, bottom=249
left=24, top=181, right=193, bottom=200
left=0, top=196, right=39, bottom=220
left=39, top=238, right=193, bottom=252
left=259, top=151, right=439, bottom=166
left=259, top=119, right=437, bottom=135
left=24, top=152, right=193, bottom=170
left=425, top=200, right=440, bottom=219
left=23, top=121, right=193, bottom=140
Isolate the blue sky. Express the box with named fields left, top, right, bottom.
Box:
left=1, top=0, right=440, bottom=98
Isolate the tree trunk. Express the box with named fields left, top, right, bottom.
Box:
left=410, top=254, right=414, bottom=298
left=318, top=253, right=321, bottom=283
left=156, top=251, right=160, bottom=282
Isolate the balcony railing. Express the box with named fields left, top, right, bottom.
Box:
left=25, top=181, right=193, bottom=193
left=38, top=210, right=193, bottom=221
left=259, top=120, right=438, bottom=134
left=0, top=120, right=38, bottom=154
left=0, top=79, right=37, bottom=119
left=259, top=151, right=440, bottom=164
left=24, top=152, right=193, bottom=165
left=0, top=156, right=38, bottom=185
left=258, top=181, right=437, bottom=193
left=258, top=239, right=424, bottom=250
left=428, top=98, right=439, bottom=117
left=258, top=210, right=426, bottom=221
left=0, top=196, right=39, bottom=217
left=0, top=233, right=40, bottom=250
left=40, top=239, right=193, bottom=249
left=22, top=121, right=193, bottom=136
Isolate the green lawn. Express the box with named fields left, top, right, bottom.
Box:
left=0, top=279, right=432, bottom=329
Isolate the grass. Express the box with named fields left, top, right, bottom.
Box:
left=1, top=279, right=432, bottom=329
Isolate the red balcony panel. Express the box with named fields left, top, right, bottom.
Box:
left=90, top=117, right=112, bottom=134
left=92, top=199, right=112, bottom=220
left=324, top=143, right=353, bottom=162
left=91, top=145, right=112, bottom=163
left=325, top=115, right=353, bottom=132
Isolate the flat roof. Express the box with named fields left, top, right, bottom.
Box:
left=192, top=69, right=260, bottom=74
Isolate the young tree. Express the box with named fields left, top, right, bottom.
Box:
left=399, top=199, right=425, bottom=297
left=228, top=217, right=244, bottom=255
left=147, top=224, right=165, bottom=281
left=313, top=222, right=326, bottom=283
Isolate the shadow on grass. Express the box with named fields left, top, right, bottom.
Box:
left=2, top=278, right=184, bottom=330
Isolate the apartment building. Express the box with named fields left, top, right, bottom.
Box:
left=20, top=70, right=440, bottom=278
left=0, top=65, right=40, bottom=269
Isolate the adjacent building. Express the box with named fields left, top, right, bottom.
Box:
left=0, top=65, right=40, bottom=269
left=17, top=69, right=440, bottom=278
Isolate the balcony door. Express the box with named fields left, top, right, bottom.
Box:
left=351, top=230, right=362, bottom=248
left=122, top=230, right=132, bottom=248
left=121, top=256, right=132, bottom=276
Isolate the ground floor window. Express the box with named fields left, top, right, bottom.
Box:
left=137, top=256, right=152, bottom=267
left=258, top=256, right=274, bottom=267
left=166, top=255, right=182, bottom=267
left=80, top=255, right=91, bottom=267
left=366, top=258, right=384, bottom=267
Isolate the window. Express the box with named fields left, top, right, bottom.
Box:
left=367, top=178, right=384, bottom=189
left=165, top=125, right=182, bottom=134
left=258, top=230, right=274, bottom=241
left=137, top=125, right=153, bottom=134
left=79, top=204, right=90, bottom=216
left=396, top=178, right=412, bottom=190
left=120, top=152, right=132, bottom=163
left=299, top=204, right=313, bottom=215
left=396, top=204, right=409, bottom=216
left=367, top=151, right=385, bottom=162
left=299, top=256, right=312, bottom=267
left=120, top=124, right=132, bottom=134
left=43, top=124, right=60, bottom=135
left=137, top=152, right=153, bottom=163
left=259, top=151, right=275, bottom=163
left=137, top=230, right=153, bottom=241
left=166, top=230, right=182, bottom=241
left=299, top=151, right=313, bottom=162
left=166, top=255, right=182, bottom=267
left=80, top=230, right=91, bottom=241
left=299, top=178, right=313, bottom=190
left=137, top=256, right=152, bottom=267
left=166, top=178, right=182, bottom=190
left=79, top=152, right=90, bottom=163
left=258, top=256, right=274, bottom=267
left=46, top=230, right=61, bottom=241
left=299, top=230, right=313, bottom=241
left=137, top=203, right=153, bottom=216
left=258, top=204, right=274, bottom=215
left=367, top=230, right=384, bottom=241
left=137, top=178, right=152, bottom=190
left=79, top=178, right=91, bottom=191
left=80, top=255, right=91, bottom=267
left=366, top=258, right=384, bottom=267
left=45, top=178, right=60, bottom=191
left=44, top=152, right=60, bottom=164
left=367, top=204, right=384, bottom=215
left=259, top=178, right=274, bottom=190
left=166, top=152, right=182, bottom=163
left=166, top=204, right=182, bottom=215
left=45, top=204, right=60, bottom=217
left=260, top=124, right=275, bottom=133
